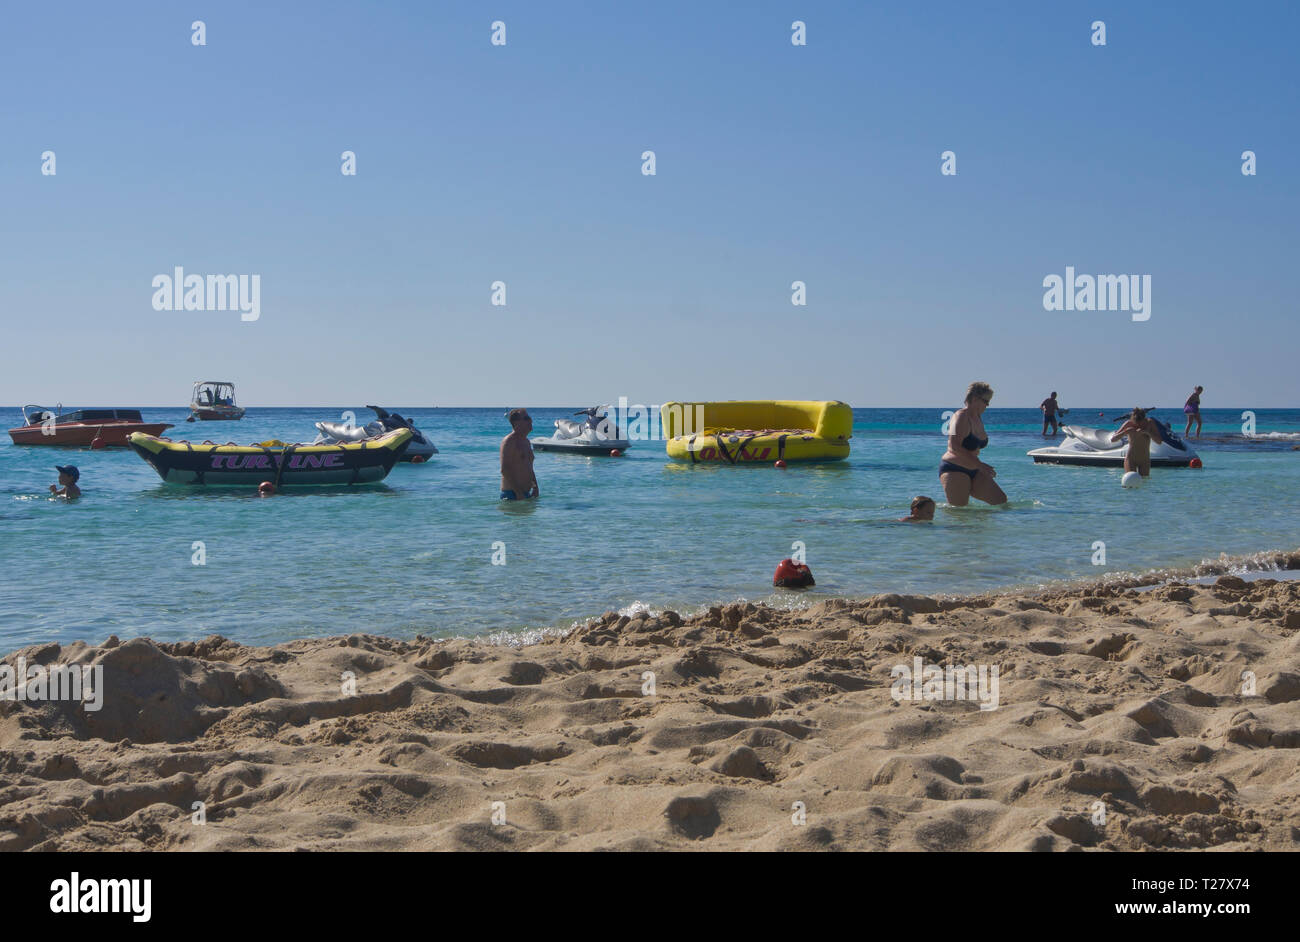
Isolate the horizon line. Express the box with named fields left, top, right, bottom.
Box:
left=3, top=404, right=1294, bottom=411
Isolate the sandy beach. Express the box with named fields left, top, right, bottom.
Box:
left=3, top=551, right=1299, bottom=852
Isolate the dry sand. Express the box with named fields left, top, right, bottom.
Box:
left=3, top=553, right=1300, bottom=851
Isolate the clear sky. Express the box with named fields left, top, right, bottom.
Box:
left=2, top=1, right=1296, bottom=408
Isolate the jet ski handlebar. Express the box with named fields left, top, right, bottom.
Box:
left=1112, top=407, right=1158, bottom=422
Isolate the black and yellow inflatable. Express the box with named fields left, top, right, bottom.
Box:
left=127, top=429, right=412, bottom=486
left=661, top=401, right=852, bottom=463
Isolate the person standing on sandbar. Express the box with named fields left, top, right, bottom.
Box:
left=1039, top=391, right=1065, bottom=436
left=1183, top=385, right=1203, bottom=439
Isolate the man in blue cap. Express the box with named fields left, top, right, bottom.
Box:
left=51, top=465, right=81, bottom=499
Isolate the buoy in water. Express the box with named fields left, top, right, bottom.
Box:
left=774, top=459, right=787, bottom=469
left=773, top=558, right=815, bottom=588
left=1121, top=471, right=1142, bottom=488
left=410, top=455, right=427, bottom=463
left=610, top=449, right=622, bottom=457
left=258, top=481, right=276, bottom=496
left=90, top=437, right=106, bottom=450
left=1189, top=457, right=1202, bottom=469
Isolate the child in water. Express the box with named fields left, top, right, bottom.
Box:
left=900, top=496, right=935, bottom=522
left=50, top=465, right=81, bottom=499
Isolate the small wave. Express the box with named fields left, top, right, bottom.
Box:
left=1030, top=547, right=1300, bottom=595
left=617, top=600, right=656, bottom=618
left=1245, top=431, right=1300, bottom=441
left=481, top=624, right=576, bottom=647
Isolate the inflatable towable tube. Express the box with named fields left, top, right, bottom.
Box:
left=127, top=428, right=412, bottom=486
left=661, top=400, right=852, bottom=463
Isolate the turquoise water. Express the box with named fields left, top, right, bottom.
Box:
left=2, top=407, right=1297, bottom=650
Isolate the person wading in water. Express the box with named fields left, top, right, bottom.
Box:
left=499, top=408, right=539, bottom=500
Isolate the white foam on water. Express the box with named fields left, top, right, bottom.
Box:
left=1132, top=568, right=1300, bottom=592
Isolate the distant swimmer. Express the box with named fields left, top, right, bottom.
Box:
left=1039, top=392, right=1066, bottom=436
left=1111, top=407, right=1164, bottom=477
left=50, top=465, right=81, bottom=499
left=499, top=409, right=539, bottom=500
left=939, top=382, right=1007, bottom=507
left=899, top=496, right=936, bottom=522
left=1183, top=385, right=1204, bottom=439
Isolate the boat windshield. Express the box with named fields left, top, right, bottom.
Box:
left=21, top=405, right=57, bottom=425
left=22, top=407, right=144, bottom=425
left=67, top=409, right=144, bottom=423
left=194, top=383, right=236, bottom=406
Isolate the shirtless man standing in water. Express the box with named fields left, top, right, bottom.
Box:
left=500, top=408, right=539, bottom=500
left=1111, top=407, right=1164, bottom=477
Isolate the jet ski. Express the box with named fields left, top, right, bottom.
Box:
left=312, top=406, right=437, bottom=462
left=531, top=406, right=631, bottom=455
left=1028, top=418, right=1198, bottom=467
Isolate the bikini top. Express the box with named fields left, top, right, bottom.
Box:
left=961, top=431, right=988, bottom=451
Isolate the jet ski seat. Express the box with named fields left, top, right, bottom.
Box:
left=1063, top=426, right=1120, bottom=450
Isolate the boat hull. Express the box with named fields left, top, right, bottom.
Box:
left=8, top=422, right=174, bottom=446
left=127, top=429, right=411, bottom=486
left=532, top=439, right=631, bottom=454
left=1029, top=453, right=1193, bottom=468
left=190, top=406, right=245, bottom=421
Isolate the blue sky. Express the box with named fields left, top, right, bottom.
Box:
left=2, top=1, right=1296, bottom=408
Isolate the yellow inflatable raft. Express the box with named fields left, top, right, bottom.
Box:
left=661, top=400, right=852, bottom=463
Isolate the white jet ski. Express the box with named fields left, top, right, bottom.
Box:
left=313, top=405, right=437, bottom=462
left=531, top=406, right=631, bottom=455
left=1028, top=418, right=1197, bottom=468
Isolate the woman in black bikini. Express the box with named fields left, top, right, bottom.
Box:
left=940, top=381, right=1007, bottom=507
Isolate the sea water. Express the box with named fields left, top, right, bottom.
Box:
left=2, top=407, right=1297, bottom=649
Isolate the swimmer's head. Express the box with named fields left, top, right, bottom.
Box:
left=965, top=382, right=994, bottom=407
left=910, top=496, right=936, bottom=520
